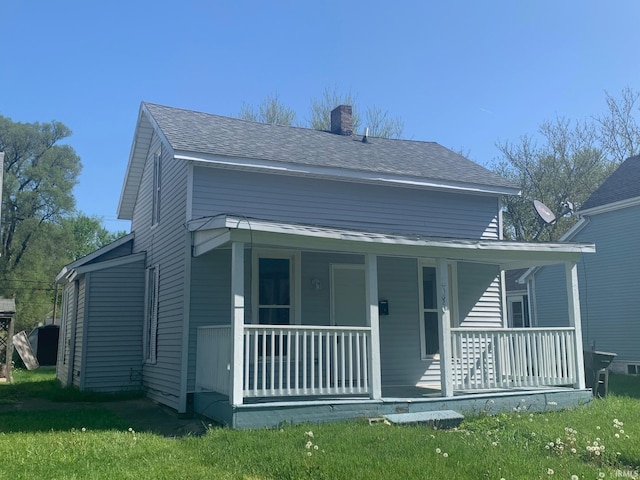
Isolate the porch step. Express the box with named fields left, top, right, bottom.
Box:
left=383, top=410, right=464, bottom=429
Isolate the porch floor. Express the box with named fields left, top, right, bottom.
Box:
left=194, top=386, right=593, bottom=429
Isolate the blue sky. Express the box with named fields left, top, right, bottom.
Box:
left=1, top=0, right=638, bottom=232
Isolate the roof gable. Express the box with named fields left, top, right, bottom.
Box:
left=580, top=155, right=640, bottom=212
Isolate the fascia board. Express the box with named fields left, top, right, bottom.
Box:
left=578, top=196, right=640, bottom=216
left=74, top=252, right=146, bottom=276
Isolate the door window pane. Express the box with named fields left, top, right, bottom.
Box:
left=422, top=266, right=439, bottom=356
left=258, top=257, right=291, bottom=325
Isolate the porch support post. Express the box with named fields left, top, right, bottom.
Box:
left=230, top=242, right=245, bottom=406
left=365, top=254, right=382, bottom=400
left=566, top=261, right=586, bottom=390
left=437, top=258, right=454, bottom=397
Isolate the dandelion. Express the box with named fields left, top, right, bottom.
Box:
left=305, top=431, right=314, bottom=438
left=492, top=442, right=498, bottom=447
left=615, top=433, right=620, bottom=438
left=442, top=452, right=448, bottom=458
left=571, top=476, right=579, bottom=480
left=435, top=448, right=441, bottom=454
left=596, top=426, right=601, bottom=430
left=306, top=441, right=313, bottom=449
left=598, top=473, right=605, bottom=478
left=547, top=468, right=554, bottom=475
left=81, top=427, right=86, bottom=432
left=314, top=445, right=318, bottom=450
left=307, top=451, right=312, bottom=457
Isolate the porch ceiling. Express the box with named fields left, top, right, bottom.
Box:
left=189, top=216, right=595, bottom=269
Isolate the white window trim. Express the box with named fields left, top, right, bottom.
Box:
left=329, top=263, right=366, bottom=326
left=144, top=265, right=159, bottom=364
left=251, top=249, right=301, bottom=325
left=418, top=259, right=458, bottom=361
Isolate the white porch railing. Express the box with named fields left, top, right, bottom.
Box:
left=450, top=327, right=577, bottom=390
left=195, top=325, right=372, bottom=399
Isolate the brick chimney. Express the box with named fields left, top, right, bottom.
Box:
left=330, top=105, right=353, bottom=135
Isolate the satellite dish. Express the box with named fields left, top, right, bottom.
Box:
left=533, top=200, right=556, bottom=224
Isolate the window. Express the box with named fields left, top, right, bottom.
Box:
left=257, top=257, right=291, bottom=324
left=421, top=266, right=439, bottom=357
left=508, top=295, right=530, bottom=328
left=151, top=149, right=161, bottom=225
left=253, top=251, right=299, bottom=325
left=144, top=266, right=159, bottom=363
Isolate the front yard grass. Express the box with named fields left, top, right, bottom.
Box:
left=1, top=370, right=640, bottom=479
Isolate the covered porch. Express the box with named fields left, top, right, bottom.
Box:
left=189, top=216, right=595, bottom=427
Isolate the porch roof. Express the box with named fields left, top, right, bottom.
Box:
left=189, top=216, right=595, bottom=270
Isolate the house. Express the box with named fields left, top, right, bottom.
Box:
left=55, top=102, right=595, bottom=428
left=523, top=155, right=640, bottom=375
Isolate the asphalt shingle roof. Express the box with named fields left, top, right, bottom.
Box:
left=580, top=155, right=640, bottom=211
left=144, top=102, right=517, bottom=191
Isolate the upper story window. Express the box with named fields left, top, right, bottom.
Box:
left=151, top=149, right=161, bottom=226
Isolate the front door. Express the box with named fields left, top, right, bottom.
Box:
left=331, top=264, right=367, bottom=327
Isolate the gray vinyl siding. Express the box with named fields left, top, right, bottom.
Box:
left=532, top=264, right=569, bottom=327
left=377, top=256, right=434, bottom=386
left=82, top=260, right=145, bottom=392
left=191, top=167, right=500, bottom=239
left=300, top=252, right=365, bottom=326
left=535, top=204, right=640, bottom=364
left=130, top=132, right=189, bottom=410
left=457, top=262, right=503, bottom=327
left=187, top=249, right=233, bottom=390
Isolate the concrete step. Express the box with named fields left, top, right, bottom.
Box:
left=383, top=409, right=464, bottom=429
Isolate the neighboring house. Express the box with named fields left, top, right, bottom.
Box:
left=523, top=155, right=640, bottom=375
left=56, top=102, right=595, bottom=428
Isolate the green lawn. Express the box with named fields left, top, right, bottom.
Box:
left=1, top=370, right=640, bottom=479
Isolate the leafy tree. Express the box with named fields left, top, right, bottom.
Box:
left=0, top=116, right=81, bottom=269
left=240, top=86, right=405, bottom=138
left=308, top=86, right=362, bottom=133
left=238, top=93, right=297, bottom=126
left=493, top=87, right=640, bottom=242
left=363, top=105, right=404, bottom=140
left=595, top=86, right=640, bottom=163
left=60, top=213, right=127, bottom=261
left=0, top=116, right=123, bottom=330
